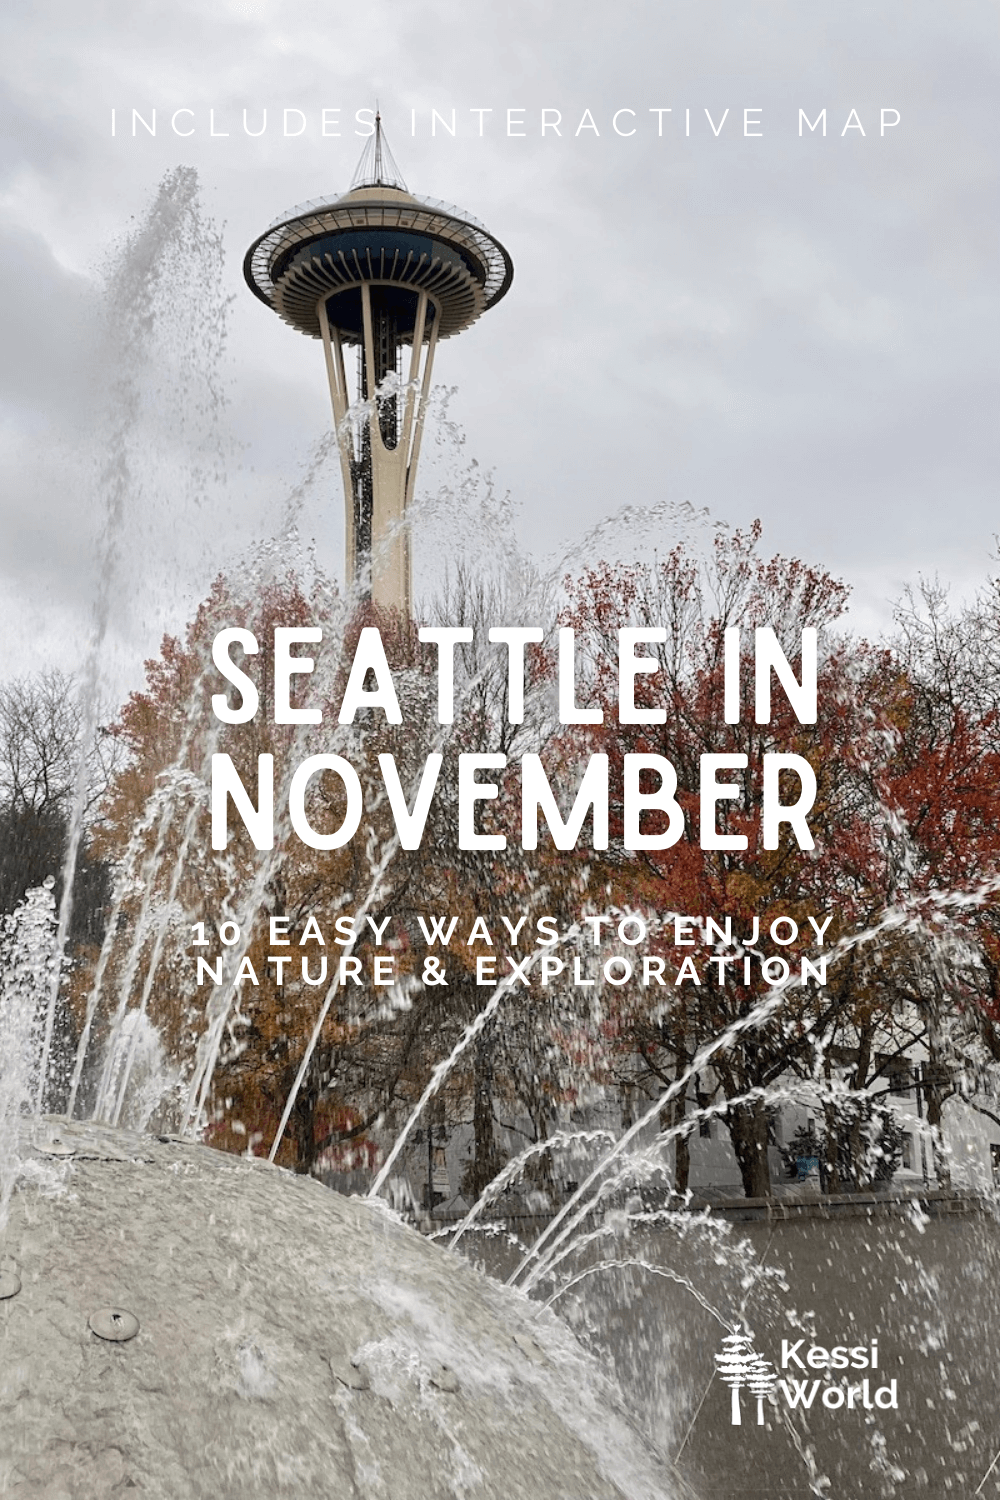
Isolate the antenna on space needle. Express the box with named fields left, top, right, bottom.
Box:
left=244, top=111, right=513, bottom=617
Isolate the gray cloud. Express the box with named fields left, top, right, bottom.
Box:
left=0, top=0, right=997, bottom=682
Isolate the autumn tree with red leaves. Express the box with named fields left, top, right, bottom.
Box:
left=548, top=525, right=1000, bottom=1196
left=82, top=558, right=572, bottom=1184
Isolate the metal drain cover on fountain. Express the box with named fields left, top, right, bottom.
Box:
left=0, top=1119, right=686, bottom=1500
left=327, top=1354, right=371, bottom=1390
left=35, top=1134, right=75, bottom=1158
left=89, top=1307, right=140, bottom=1342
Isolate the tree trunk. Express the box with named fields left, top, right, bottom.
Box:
left=728, top=1100, right=771, bottom=1198
left=520, top=1076, right=556, bottom=1192
left=924, top=1087, right=951, bottom=1190
left=660, top=1093, right=690, bottom=1195
left=289, top=1078, right=319, bottom=1175
left=468, top=1032, right=502, bottom=1201
left=821, top=1102, right=843, bottom=1193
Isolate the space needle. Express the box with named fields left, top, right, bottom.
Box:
left=244, top=116, right=513, bottom=616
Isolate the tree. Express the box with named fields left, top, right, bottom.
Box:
left=780, top=1106, right=905, bottom=1192
left=554, top=525, right=873, bottom=1196
left=81, top=557, right=571, bottom=1182
left=543, top=526, right=1000, bottom=1198
left=0, top=669, right=116, bottom=939
left=828, top=577, right=1000, bottom=1182
left=84, top=569, right=405, bottom=1165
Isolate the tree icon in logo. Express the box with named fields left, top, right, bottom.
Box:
left=715, top=1331, right=777, bottom=1425
left=747, top=1351, right=778, bottom=1425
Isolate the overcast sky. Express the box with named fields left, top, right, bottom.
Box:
left=0, top=0, right=997, bottom=690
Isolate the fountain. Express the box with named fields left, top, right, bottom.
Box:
left=4, top=158, right=1000, bottom=1500
left=0, top=164, right=697, bottom=1500
left=0, top=1116, right=687, bottom=1498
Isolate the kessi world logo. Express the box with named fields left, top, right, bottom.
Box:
left=715, top=1330, right=897, bottom=1425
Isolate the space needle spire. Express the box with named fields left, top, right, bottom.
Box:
left=244, top=113, right=513, bottom=616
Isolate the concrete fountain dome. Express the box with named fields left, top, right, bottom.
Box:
left=0, top=1119, right=685, bottom=1500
